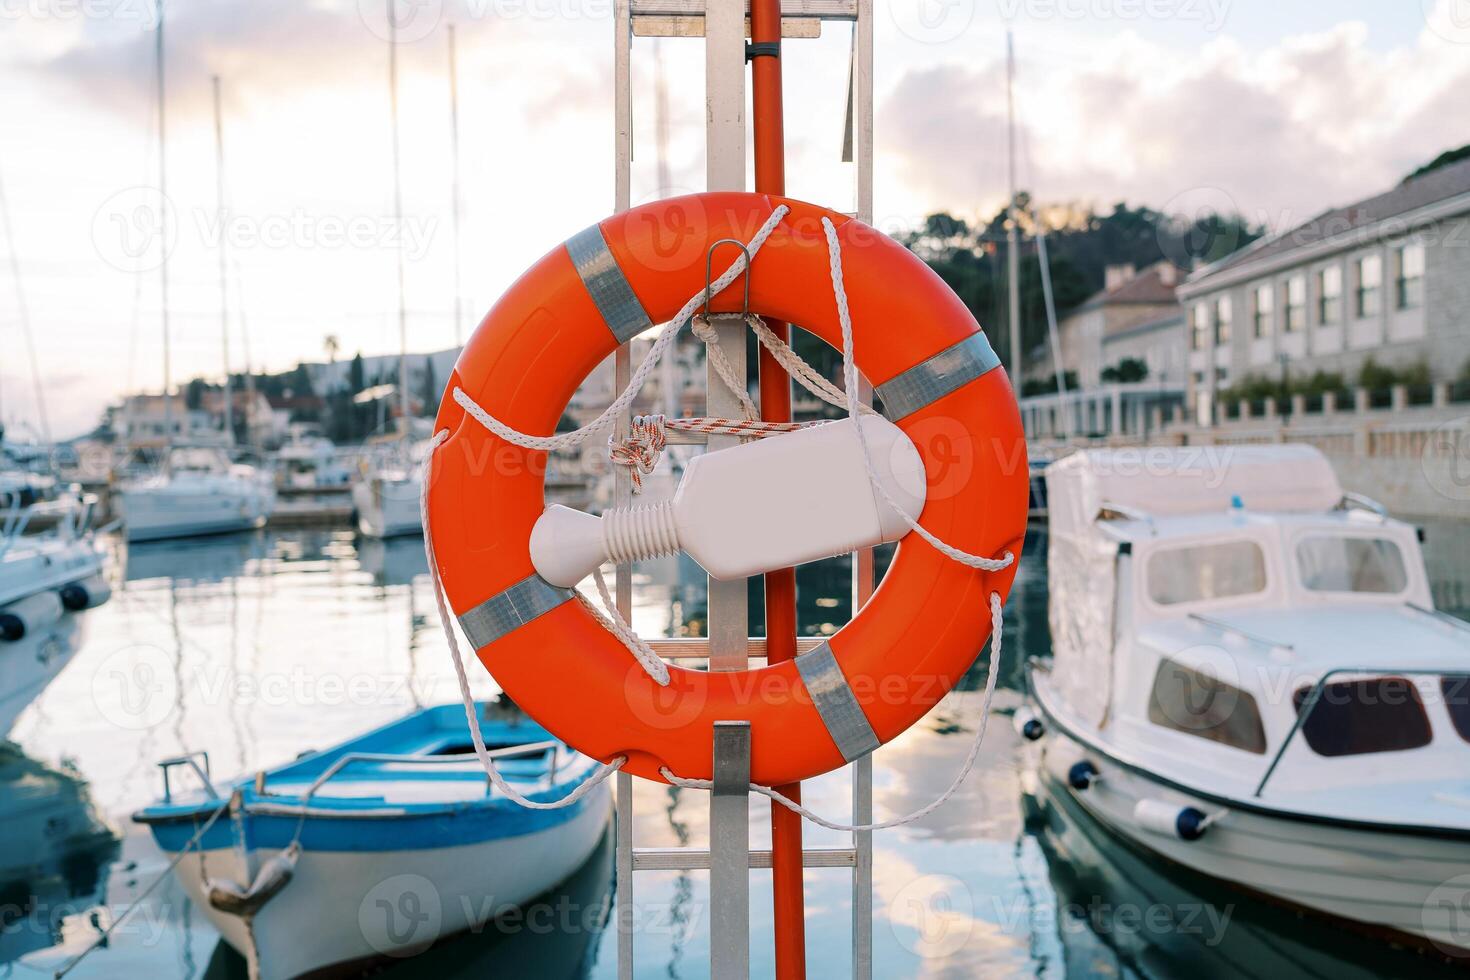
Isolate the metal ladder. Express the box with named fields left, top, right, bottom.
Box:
left=609, top=1, right=875, bottom=977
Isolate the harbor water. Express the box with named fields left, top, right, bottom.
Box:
left=4, top=519, right=1469, bottom=978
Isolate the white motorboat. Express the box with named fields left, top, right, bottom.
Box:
left=274, top=425, right=353, bottom=490
left=134, top=703, right=611, bottom=979
left=1023, top=445, right=1470, bottom=959
left=351, top=442, right=425, bottom=538
left=118, top=448, right=275, bottom=542
left=1, top=494, right=109, bottom=733
left=0, top=609, right=87, bottom=737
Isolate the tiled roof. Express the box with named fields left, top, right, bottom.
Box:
left=1077, top=262, right=1183, bottom=310
left=1189, top=155, right=1470, bottom=284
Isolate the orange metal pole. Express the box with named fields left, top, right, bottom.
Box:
left=749, top=0, right=807, bottom=975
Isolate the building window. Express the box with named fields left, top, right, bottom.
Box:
left=1395, top=243, right=1425, bottom=309
left=1252, top=285, right=1273, bottom=338
left=1284, top=275, right=1306, bottom=332
left=1355, top=254, right=1382, bottom=318
left=1190, top=302, right=1210, bottom=351
left=1148, top=658, right=1267, bottom=754
left=1214, top=295, right=1232, bottom=346
left=1317, top=265, right=1342, bottom=326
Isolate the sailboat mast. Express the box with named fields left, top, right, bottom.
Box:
left=388, top=0, right=409, bottom=434
left=0, top=158, right=51, bottom=446
left=1005, top=30, right=1021, bottom=380
left=447, top=24, right=464, bottom=350
left=156, top=0, right=173, bottom=452
left=213, top=75, right=233, bottom=445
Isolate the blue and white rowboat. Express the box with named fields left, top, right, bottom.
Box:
left=133, top=703, right=611, bottom=979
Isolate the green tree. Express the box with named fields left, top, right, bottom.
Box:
left=420, top=358, right=440, bottom=416
left=348, top=353, right=366, bottom=394
left=901, top=200, right=1261, bottom=372
left=1100, top=358, right=1149, bottom=383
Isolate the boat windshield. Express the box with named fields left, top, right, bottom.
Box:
left=169, top=448, right=229, bottom=473
left=1292, top=677, right=1431, bottom=756
left=1295, top=535, right=1407, bottom=594
left=1146, top=539, right=1267, bottom=606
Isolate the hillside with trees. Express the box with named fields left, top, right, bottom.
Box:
left=899, top=198, right=1262, bottom=374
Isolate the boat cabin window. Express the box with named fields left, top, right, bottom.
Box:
left=1146, top=540, right=1267, bottom=606
left=1296, top=536, right=1407, bottom=594
left=1292, top=677, right=1432, bottom=756
left=1146, top=658, right=1267, bottom=754
left=1442, top=676, right=1470, bottom=744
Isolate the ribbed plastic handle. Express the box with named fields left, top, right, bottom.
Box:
left=529, top=416, right=927, bottom=587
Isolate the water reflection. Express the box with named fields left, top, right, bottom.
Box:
left=2, top=519, right=1466, bottom=977
left=1021, top=768, right=1464, bottom=979
left=0, top=612, right=88, bottom=737
left=0, top=744, right=119, bottom=967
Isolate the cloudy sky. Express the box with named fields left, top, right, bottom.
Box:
left=1, top=0, right=1467, bottom=438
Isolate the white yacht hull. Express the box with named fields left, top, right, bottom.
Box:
left=0, top=534, right=103, bottom=608
left=120, top=484, right=273, bottom=542
left=169, top=788, right=609, bottom=979
left=351, top=476, right=422, bottom=538
left=1028, top=720, right=1470, bottom=958
left=0, top=615, right=85, bottom=736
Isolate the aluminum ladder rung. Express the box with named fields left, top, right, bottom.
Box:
left=647, top=636, right=826, bottom=660
left=633, top=15, right=822, bottom=38
left=630, top=0, right=856, bottom=20
left=634, top=846, right=858, bottom=871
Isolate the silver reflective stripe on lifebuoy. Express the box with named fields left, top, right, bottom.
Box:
left=566, top=224, right=653, bottom=344
left=795, top=642, right=880, bottom=762
left=458, top=574, right=574, bottom=649
left=876, top=332, right=1002, bottom=421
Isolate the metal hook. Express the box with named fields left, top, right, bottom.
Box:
left=702, top=238, right=752, bottom=319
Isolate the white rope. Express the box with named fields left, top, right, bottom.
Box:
left=744, top=314, right=870, bottom=415
left=54, top=800, right=231, bottom=978
left=659, top=591, right=1005, bottom=831
left=419, top=430, right=627, bottom=808
left=580, top=567, right=670, bottom=685
left=448, top=205, right=791, bottom=454
left=690, top=315, right=759, bottom=420
left=820, top=216, right=1014, bottom=573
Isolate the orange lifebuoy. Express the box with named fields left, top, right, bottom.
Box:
left=427, top=192, right=1027, bottom=786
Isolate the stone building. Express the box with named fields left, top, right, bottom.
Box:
left=1035, top=261, right=1185, bottom=388
left=1176, top=156, right=1470, bottom=422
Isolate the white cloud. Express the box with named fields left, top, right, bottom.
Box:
left=878, top=17, right=1470, bottom=229
left=2, top=3, right=1468, bottom=438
